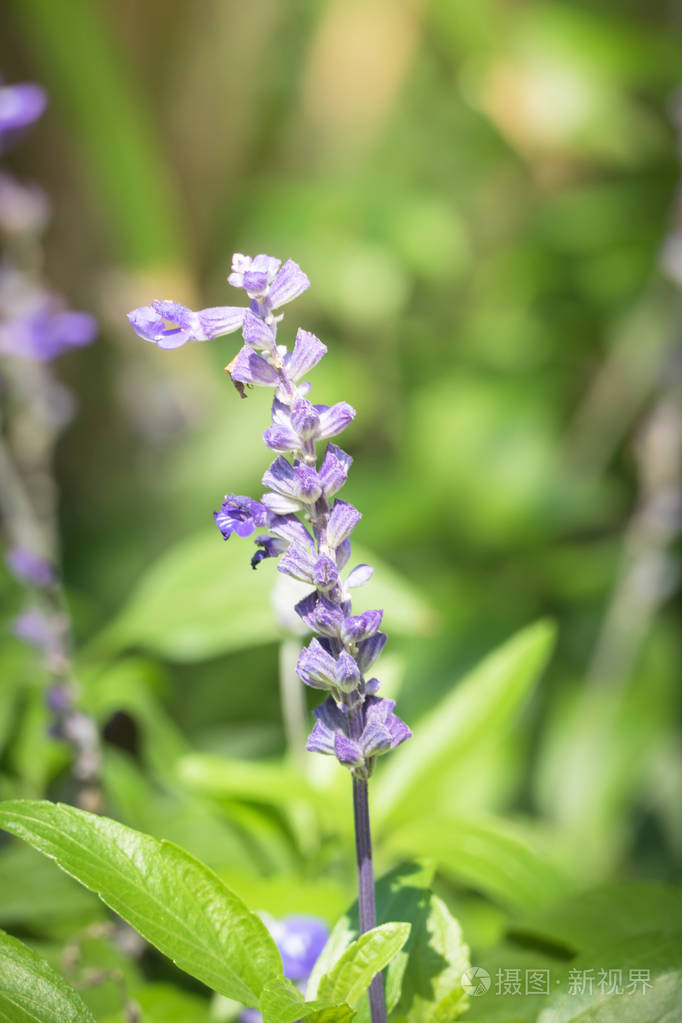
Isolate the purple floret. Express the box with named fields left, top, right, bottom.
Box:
left=127, top=300, right=245, bottom=349
left=307, top=695, right=411, bottom=772
left=214, top=496, right=269, bottom=539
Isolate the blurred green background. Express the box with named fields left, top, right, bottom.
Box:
left=0, top=0, right=681, bottom=1017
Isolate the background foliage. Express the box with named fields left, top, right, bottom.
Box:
left=0, top=1, right=680, bottom=1021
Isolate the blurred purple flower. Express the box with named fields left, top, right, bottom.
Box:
left=6, top=546, right=56, bottom=587
left=0, top=80, right=46, bottom=151
left=0, top=290, right=96, bottom=361
left=11, top=606, right=53, bottom=649
left=269, top=915, right=329, bottom=981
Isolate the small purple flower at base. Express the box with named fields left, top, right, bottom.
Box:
left=0, top=81, right=47, bottom=151
left=307, top=695, right=411, bottom=775
left=6, top=546, right=56, bottom=587
left=238, top=914, right=329, bottom=1023
left=269, top=915, right=329, bottom=981
left=215, top=496, right=269, bottom=540
left=127, top=300, right=245, bottom=349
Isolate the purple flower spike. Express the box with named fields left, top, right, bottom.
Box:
left=327, top=500, right=362, bottom=547
left=214, top=496, right=269, bottom=539
left=141, top=250, right=416, bottom=784
left=127, top=300, right=245, bottom=349
left=6, top=547, right=56, bottom=587
left=0, top=81, right=46, bottom=150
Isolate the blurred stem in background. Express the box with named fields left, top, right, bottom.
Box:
left=7, top=0, right=184, bottom=269
left=537, top=91, right=682, bottom=872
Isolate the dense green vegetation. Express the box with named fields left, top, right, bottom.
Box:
left=0, top=2, right=680, bottom=1021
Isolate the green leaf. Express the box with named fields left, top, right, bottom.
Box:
left=307, top=862, right=435, bottom=1002
left=0, top=800, right=282, bottom=1005
left=259, top=978, right=354, bottom=1023
left=375, top=621, right=557, bottom=825
left=0, top=844, right=103, bottom=933
left=390, top=897, right=469, bottom=1023
left=536, top=932, right=682, bottom=1023
left=515, top=881, right=682, bottom=954
left=100, top=982, right=211, bottom=1023
left=309, top=864, right=470, bottom=1023
left=0, top=928, right=96, bottom=1023
left=386, top=814, right=572, bottom=912
left=90, top=531, right=433, bottom=663
left=318, top=923, right=411, bottom=1007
